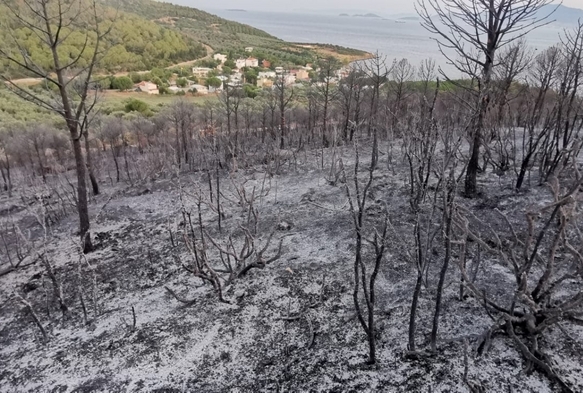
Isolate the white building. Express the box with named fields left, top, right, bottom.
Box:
left=136, top=81, right=159, bottom=95
left=192, top=67, right=212, bottom=78
left=235, top=58, right=247, bottom=69
left=245, top=57, right=259, bottom=67
left=258, top=71, right=276, bottom=79
left=245, top=47, right=254, bottom=53
left=275, top=66, right=284, bottom=74
left=231, top=72, right=243, bottom=84
left=213, top=53, right=227, bottom=63
left=191, top=84, right=209, bottom=95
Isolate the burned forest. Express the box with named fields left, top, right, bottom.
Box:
left=1, top=0, right=583, bottom=392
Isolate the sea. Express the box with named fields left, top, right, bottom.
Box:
left=204, top=8, right=568, bottom=76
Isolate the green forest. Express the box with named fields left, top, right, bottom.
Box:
left=0, top=2, right=207, bottom=76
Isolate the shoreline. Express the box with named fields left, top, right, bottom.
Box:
left=292, top=42, right=374, bottom=64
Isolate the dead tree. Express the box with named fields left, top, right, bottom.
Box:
left=343, top=140, right=390, bottom=364
left=417, top=0, right=556, bottom=197
left=172, top=179, right=283, bottom=303
left=515, top=46, right=560, bottom=190
left=315, top=57, right=340, bottom=148
left=16, top=295, right=48, bottom=342
left=360, top=53, right=390, bottom=171
left=403, top=78, right=440, bottom=213
left=274, top=73, right=295, bottom=149
left=538, top=22, right=583, bottom=183
left=0, top=0, right=115, bottom=252
left=453, top=163, right=583, bottom=392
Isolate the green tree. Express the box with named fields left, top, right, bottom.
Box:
left=113, top=76, right=133, bottom=91
left=124, top=98, right=151, bottom=115
left=243, top=84, right=259, bottom=98
left=129, top=72, right=143, bottom=83
left=244, top=69, right=258, bottom=85
left=176, top=78, right=188, bottom=88
left=206, top=76, right=222, bottom=89
left=98, top=77, right=112, bottom=90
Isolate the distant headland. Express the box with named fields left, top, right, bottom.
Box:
left=339, top=13, right=382, bottom=18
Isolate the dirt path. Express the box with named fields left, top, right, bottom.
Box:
left=165, top=43, right=214, bottom=69
left=5, top=77, right=45, bottom=86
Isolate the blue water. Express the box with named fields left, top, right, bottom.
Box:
left=203, top=9, right=566, bottom=76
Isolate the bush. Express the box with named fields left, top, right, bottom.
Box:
left=129, top=72, right=143, bottom=84
left=124, top=98, right=150, bottom=115
left=112, top=76, right=133, bottom=91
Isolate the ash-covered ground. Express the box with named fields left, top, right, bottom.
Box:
left=1, top=147, right=582, bottom=392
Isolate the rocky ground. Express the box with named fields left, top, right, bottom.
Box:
left=0, top=146, right=582, bottom=392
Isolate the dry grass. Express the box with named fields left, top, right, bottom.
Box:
left=296, top=44, right=374, bottom=64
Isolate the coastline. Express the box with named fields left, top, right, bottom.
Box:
left=292, top=43, right=374, bottom=64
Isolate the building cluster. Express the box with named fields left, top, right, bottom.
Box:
left=131, top=50, right=356, bottom=96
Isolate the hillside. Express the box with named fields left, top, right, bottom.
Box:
left=538, top=4, right=583, bottom=25
left=99, top=0, right=361, bottom=66
left=1, top=0, right=369, bottom=79
left=0, top=2, right=207, bottom=76
left=100, top=0, right=277, bottom=43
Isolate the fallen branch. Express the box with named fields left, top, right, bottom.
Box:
left=164, top=286, right=196, bottom=305
left=16, top=295, right=47, bottom=342
left=506, top=320, right=574, bottom=393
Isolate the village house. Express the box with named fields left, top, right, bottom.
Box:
left=230, top=72, right=244, bottom=85
left=262, top=59, right=271, bottom=68
left=289, top=68, right=310, bottom=81
left=295, top=68, right=310, bottom=81
left=213, top=53, right=228, bottom=63
left=235, top=58, right=247, bottom=70
left=257, top=78, right=274, bottom=88
left=245, top=57, right=259, bottom=67
left=135, top=81, right=159, bottom=95
left=275, top=66, right=284, bottom=74
left=245, top=47, right=254, bottom=53
left=192, top=67, right=212, bottom=78
left=258, top=71, right=276, bottom=79
left=191, top=84, right=209, bottom=95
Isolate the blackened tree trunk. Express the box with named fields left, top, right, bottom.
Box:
left=84, top=130, right=99, bottom=195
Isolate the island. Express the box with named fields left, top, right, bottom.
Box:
left=353, top=13, right=382, bottom=18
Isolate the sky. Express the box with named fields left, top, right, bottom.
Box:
left=184, top=0, right=581, bottom=14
